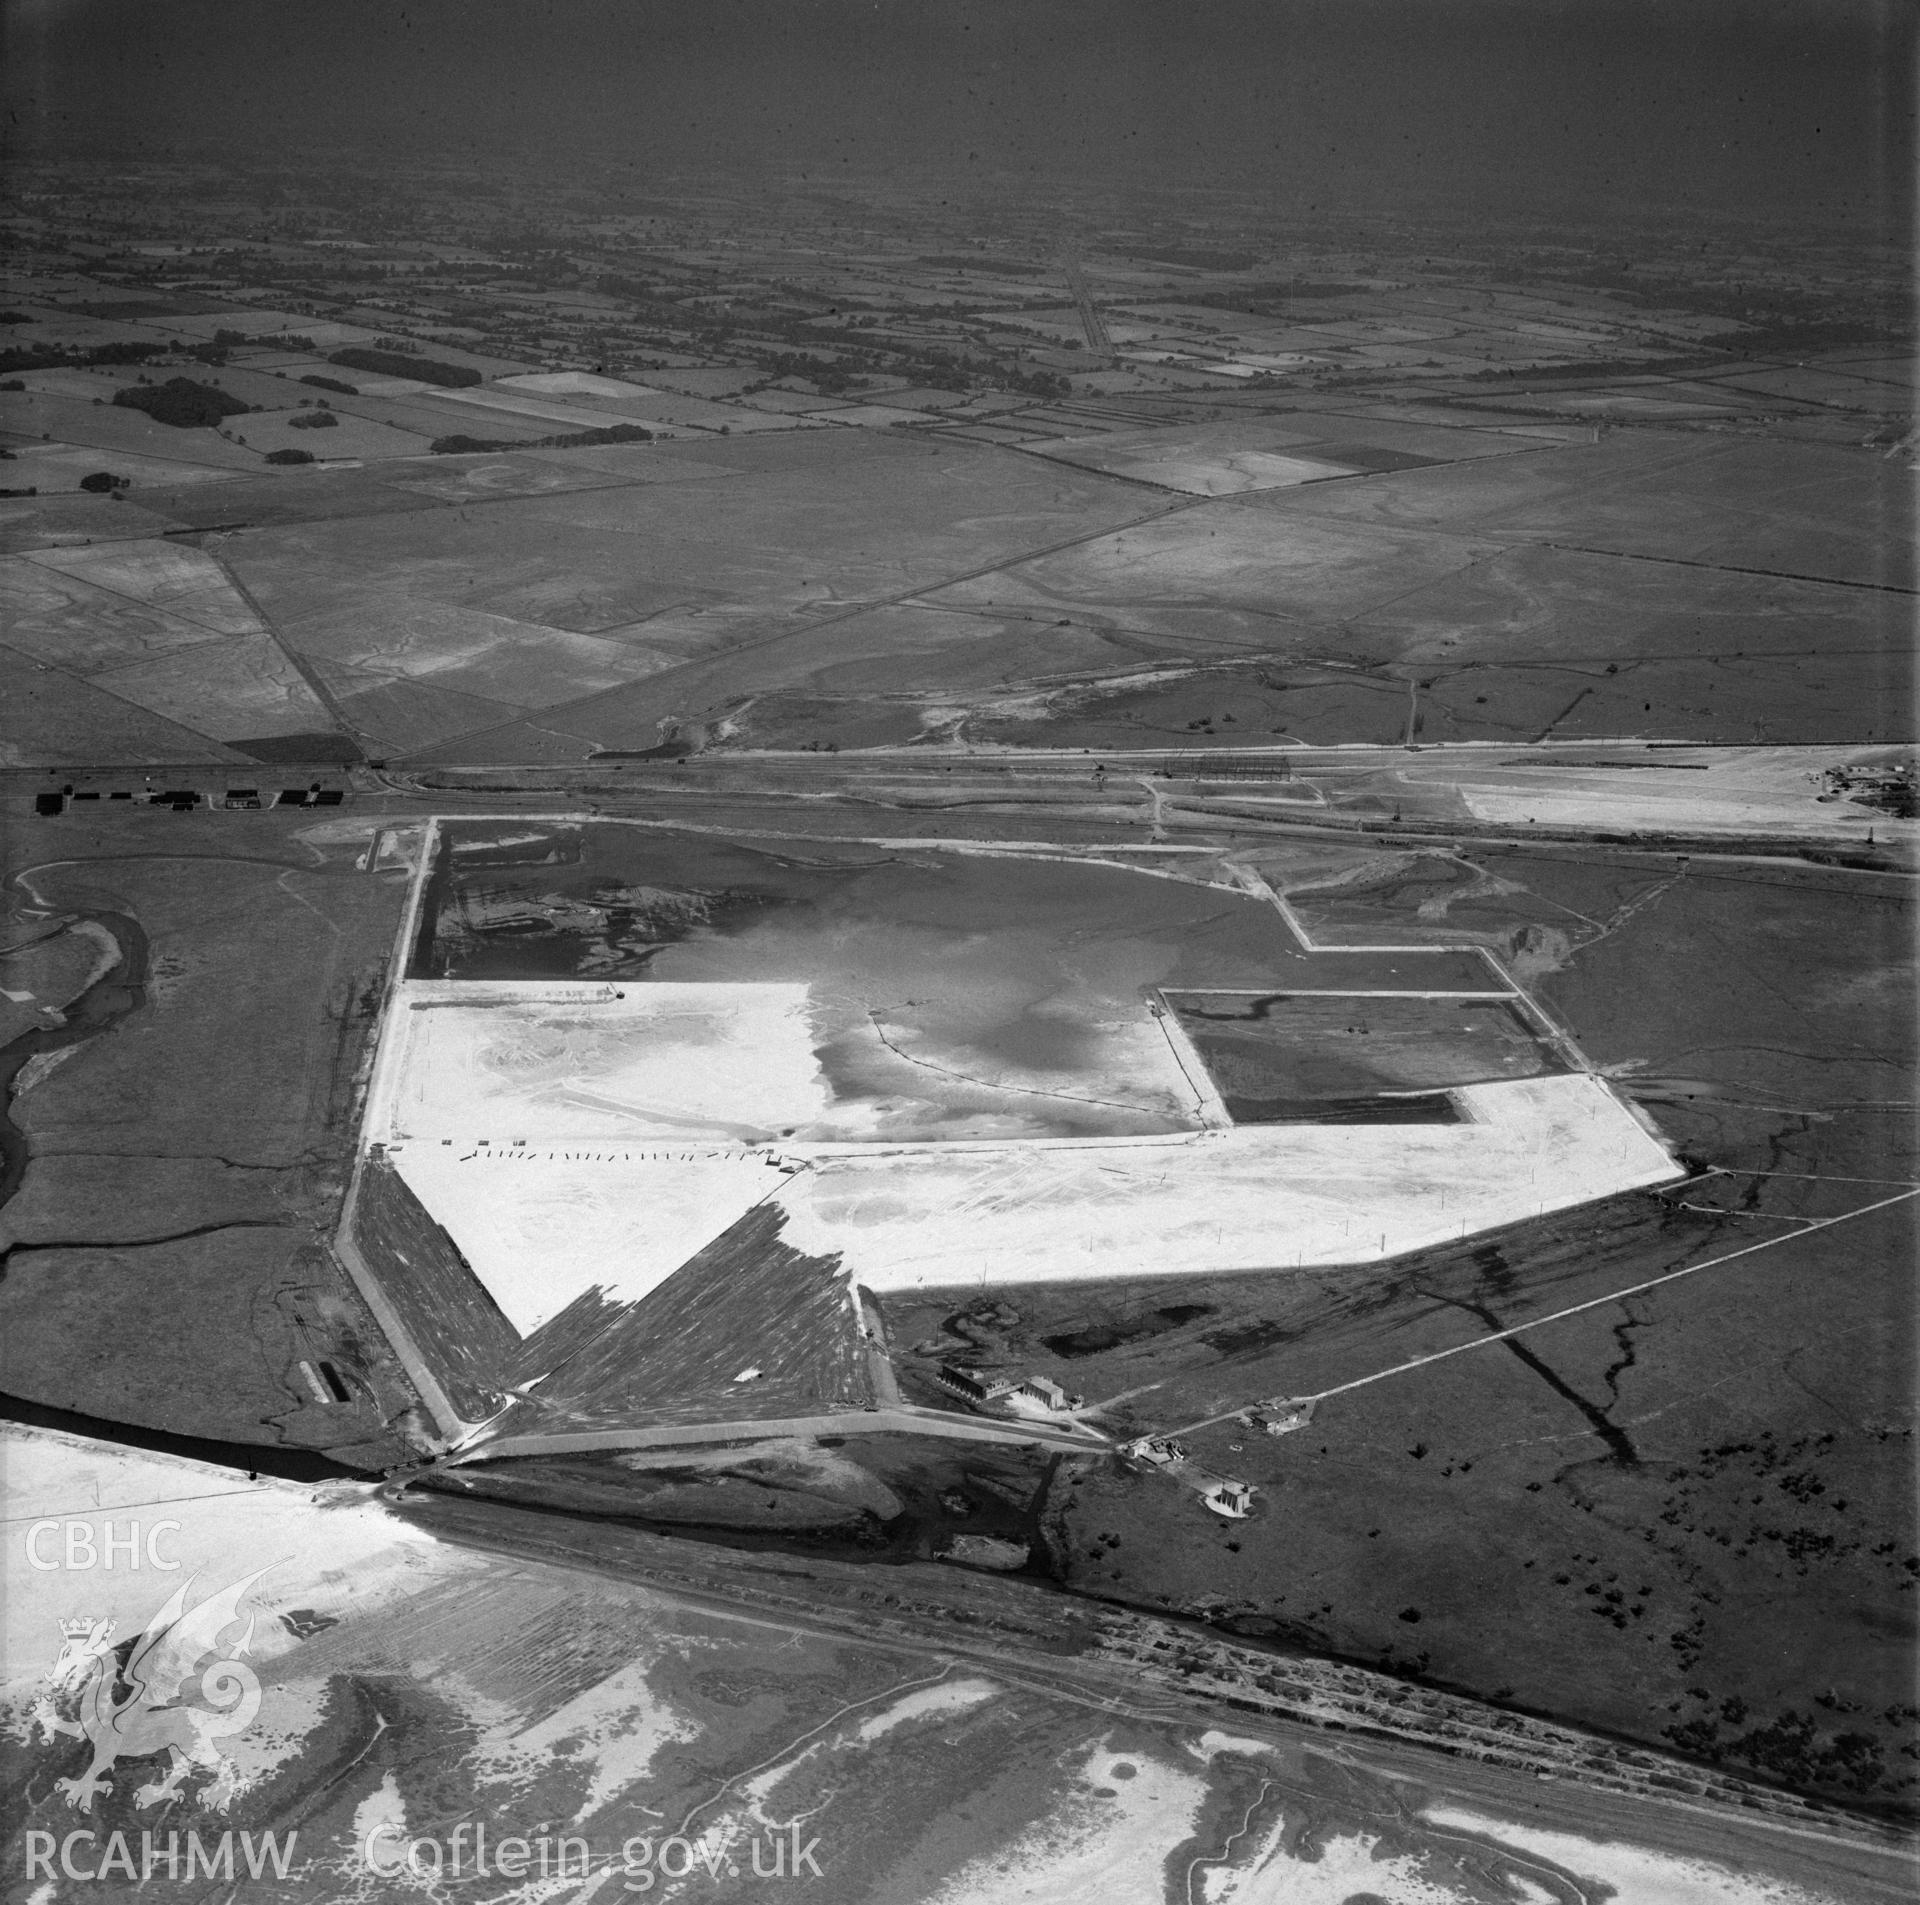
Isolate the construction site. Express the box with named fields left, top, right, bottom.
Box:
left=332, top=813, right=1689, bottom=1517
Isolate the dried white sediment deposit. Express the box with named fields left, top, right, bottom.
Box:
left=389, top=1146, right=791, bottom=1334
left=773, top=1074, right=1681, bottom=1292
left=372, top=981, right=832, bottom=1147
left=367, top=979, right=1205, bottom=1149
left=374, top=967, right=1679, bottom=1322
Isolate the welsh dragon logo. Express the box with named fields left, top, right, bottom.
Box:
left=34, top=1569, right=270, bottom=1813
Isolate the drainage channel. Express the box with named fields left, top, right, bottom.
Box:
left=0, top=1388, right=373, bottom=1483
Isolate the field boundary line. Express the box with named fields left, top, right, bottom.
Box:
left=1229, top=861, right=1601, bottom=1076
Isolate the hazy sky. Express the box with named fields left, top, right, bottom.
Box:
left=3, top=0, right=1911, bottom=231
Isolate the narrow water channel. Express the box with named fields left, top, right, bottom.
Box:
left=0, top=905, right=147, bottom=1211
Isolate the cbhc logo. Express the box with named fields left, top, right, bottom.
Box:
left=25, top=1521, right=183, bottom=1571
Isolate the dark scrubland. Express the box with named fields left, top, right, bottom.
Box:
left=485, top=1200, right=876, bottom=1434
left=349, top=1154, right=516, bottom=1423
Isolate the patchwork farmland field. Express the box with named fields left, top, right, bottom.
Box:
left=2, top=347, right=1907, bottom=769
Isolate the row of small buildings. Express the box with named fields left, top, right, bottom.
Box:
left=34, top=783, right=345, bottom=815
left=935, top=1364, right=1082, bottom=1416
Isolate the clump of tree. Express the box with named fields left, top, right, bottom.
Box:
left=428, top=422, right=651, bottom=454
left=93, top=340, right=167, bottom=366
left=79, top=471, right=131, bottom=493
left=759, top=350, right=859, bottom=395
left=300, top=373, right=358, bottom=395
left=192, top=325, right=304, bottom=368
left=287, top=407, right=339, bottom=429
left=0, top=339, right=165, bottom=376
left=1850, top=778, right=1918, bottom=819
left=328, top=346, right=480, bottom=388
left=112, top=378, right=252, bottom=429
left=548, top=421, right=651, bottom=447
left=210, top=326, right=314, bottom=351
left=264, top=447, right=314, bottom=464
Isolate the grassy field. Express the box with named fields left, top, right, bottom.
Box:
left=82, top=630, right=334, bottom=745
left=1, top=647, right=250, bottom=764
left=0, top=491, right=192, bottom=554
left=29, top=537, right=263, bottom=631
left=1165, top=991, right=1558, bottom=1106
left=0, top=811, right=418, bottom=1459
left=0, top=557, right=249, bottom=674
left=1260, top=431, right=1912, bottom=589
left=0, top=388, right=263, bottom=471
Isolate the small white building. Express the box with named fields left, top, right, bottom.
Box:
left=1203, top=1480, right=1255, bottom=1519
left=1014, top=1375, right=1082, bottom=1413
left=1246, top=1397, right=1316, bottom=1436
left=1123, top=1436, right=1187, bottom=1469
